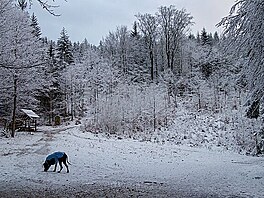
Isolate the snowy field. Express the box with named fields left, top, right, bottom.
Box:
left=0, top=125, right=264, bottom=197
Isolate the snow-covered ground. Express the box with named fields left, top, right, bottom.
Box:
left=0, top=125, right=264, bottom=197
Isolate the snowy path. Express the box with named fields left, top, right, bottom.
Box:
left=0, top=125, right=264, bottom=197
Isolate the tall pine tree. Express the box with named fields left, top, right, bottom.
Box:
left=57, top=27, right=74, bottom=68
left=200, top=28, right=209, bottom=46
left=30, top=13, right=41, bottom=38
left=18, top=0, right=27, bottom=11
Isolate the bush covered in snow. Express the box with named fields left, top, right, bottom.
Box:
left=154, top=106, right=262, bottom=154
left=83, top=83, right=176, bottom=137
left=81, top=76, right=263, bottom=155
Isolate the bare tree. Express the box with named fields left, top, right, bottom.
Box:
left=157, top=6, right=193, bottom=74
left=22, top=0, right=66, bottom=16
left=136, top=13, right=158, bottom=81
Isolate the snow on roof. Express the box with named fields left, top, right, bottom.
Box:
left=21, top=109, right=40, bottom=118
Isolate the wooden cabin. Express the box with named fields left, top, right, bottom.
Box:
left=20, top=109, right=40, bottom=132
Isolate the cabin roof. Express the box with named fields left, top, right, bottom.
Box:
left=21, top=109, right=40, bottom=119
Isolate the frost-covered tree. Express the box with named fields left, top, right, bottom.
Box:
left=101, top=26, right=131, bottom=76
left=55, top=28, right=74, bottom=117
left=128, top=24, right=149, bottom=83
left=35, top=40, right=64, bottom=125
left=196, top=31, right=201, bottom=43
left=136, top=13, right=158, bottom=81
left=218, top=0, right=264, bottom=119
left=18, top=0, right=27, bottom=11
left=56, top=27, right=74, bottom=67
left=157, top=6, right=193, bottom=74
left=0, top=2, right=45, bottom=137
left=130, top=21, right=139, bottom=38
left=200, top=28, right=211, bottom=46
left=213, top=31, right=220, bottom=45
left=63, top=40, right=98, bottom=120
left=200, top=28, right=208, bottom=45
left=22, top=0, right=65, bottom=16
left=30, top=13, right=41, bottom=38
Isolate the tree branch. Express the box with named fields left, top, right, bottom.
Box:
left=0, top=61, right=47, bottom=70
left=28, top=0, right=67, bottom=16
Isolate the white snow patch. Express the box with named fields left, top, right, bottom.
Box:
left=0, top=125, right=263, bottom=197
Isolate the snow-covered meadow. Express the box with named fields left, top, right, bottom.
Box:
left=0, top=124, right=263, bottom=197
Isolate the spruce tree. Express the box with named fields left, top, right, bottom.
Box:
left=200, top=28, right=209, bottom=46
left=196, top=31, right=201, bottom=43
left=131, top=21, right=139, bottom=38
left=36, top=40, right=64, bottom=125
left=208, top=33, right=213, bottom=46
left=213, top=31, right=220, bottom=44
left=56, top=27, right=74, bottom=67
left=30, top=13, right=41, bottom=38
left=188, top=33, right=195, bottom=40
left=18, top=0, right=27, bottom=11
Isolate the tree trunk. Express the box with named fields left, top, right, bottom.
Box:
left=70, top=75, right=74, bottom=121
left=153, top=96, right=156, bottom=132
left=11, top=77, right=18, bottom=138
left=150, top=50, right=154, bottom=81
left=49, top=94, right=53, bottom=125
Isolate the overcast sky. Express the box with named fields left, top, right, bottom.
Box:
left=29, top=0, right=235, bottom=45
